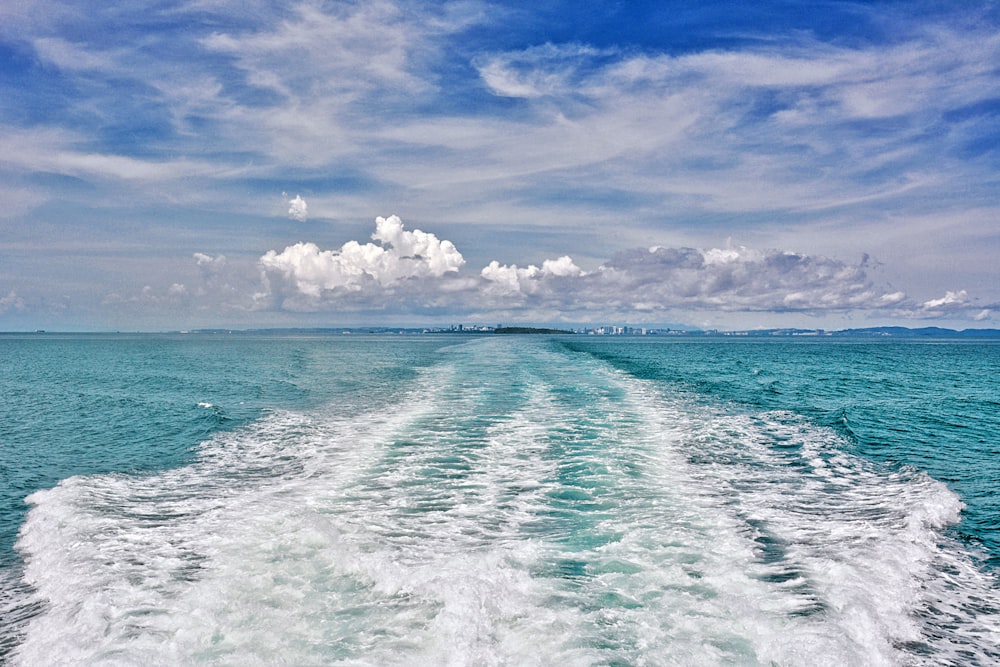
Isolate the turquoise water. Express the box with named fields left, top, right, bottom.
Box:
left=1, top=334, right=998, bottom=664
left=565, top=338, right=1000, bottom=569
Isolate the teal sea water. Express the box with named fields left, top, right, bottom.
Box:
left=1, top=333, right=998, bottom=665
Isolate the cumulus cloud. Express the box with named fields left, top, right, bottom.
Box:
left=260, top=215, right=465, bottom=298
left=922, top=290, right=970, bottom=310
left=484, top=244, right=910, bottom=315
left=194, top=252, right=227, bottom=269
left=258, top=216, right=977, bottom=320
left=183, top=251, right=269, bottom=312
left=285, top=193, right=308, bottom=221
left=912, top=289, right=987, bottom=319
left=8, top=3, right=998, bottom=327
left=481, top=256, right=585, bottom=296
left=603, top=246, right=882, bottom=311
left=193, top=252, right=228, bottom=290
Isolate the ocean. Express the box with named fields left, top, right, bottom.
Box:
left=1, top=333, right=998, bottom=665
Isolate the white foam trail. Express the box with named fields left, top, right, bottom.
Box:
left=10, top=338, right=1000, bottom=665
left=12, top=365, right=446, bottom=666
left=618, top=379, right=1000, bottom=665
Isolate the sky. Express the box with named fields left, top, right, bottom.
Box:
left=1, top=0, right=998, bottom=331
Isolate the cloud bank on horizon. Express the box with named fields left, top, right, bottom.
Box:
left=249, top=214, right=977, bottom=324
left=0, top=0, right=998, bottom=329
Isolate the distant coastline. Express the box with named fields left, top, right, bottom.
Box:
left=5, top=326, right=1000, bottom=337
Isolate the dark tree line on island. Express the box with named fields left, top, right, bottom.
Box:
left=493, top=327, right=575, bottom=335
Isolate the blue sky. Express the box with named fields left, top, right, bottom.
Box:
left=1, top=0, right=998, bottom=330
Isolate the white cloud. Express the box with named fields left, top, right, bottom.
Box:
left=480, top=262, right=541, bottom=295
left=193, top=1, right=480, bottom=167
left=188, top=250, right=280, bottom=312
left=481, top=256, right=585, bottom=296
left=478, top=43, right=611, bottom=98
left=201, top=2, right=430, bottom=95
left=194, top=252, right=227, bottom=275
left=572, top=245, right=905, bottom=314
left=542, top=255, right=585, bottom=277
left=285, top=193, right=308, bottom=221
left=879, top=292, right=907, bottom=306
left=4, top=2, right=998, bottom=327
left=33, top=36, right=117, bottom=71
left=260, top=215, right=465, bottom=298
left=921, top=290, right=971, bottom=311
left=393, top=26, right=1000, bottom=225
left=12, top=3, right=1000, bottom=233
left=259, top=216, right=971, bottom=320
left=0, top=126, right=242, bottom=185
